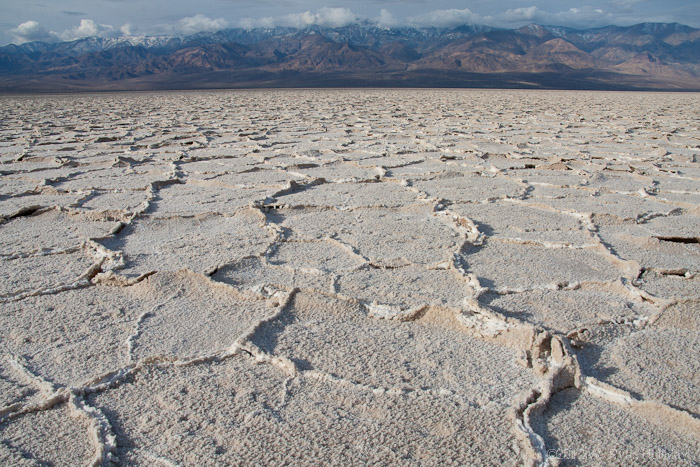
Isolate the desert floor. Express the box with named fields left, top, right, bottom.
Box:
left=1, top=89, right=699, bottom=466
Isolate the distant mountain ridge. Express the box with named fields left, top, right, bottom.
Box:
left=1, top=21, right=699, bottom=91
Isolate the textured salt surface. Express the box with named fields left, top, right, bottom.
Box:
left=0, top=89, right=699, bottom=465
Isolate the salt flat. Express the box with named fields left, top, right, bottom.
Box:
left=0, top=89, right=699, bottom=466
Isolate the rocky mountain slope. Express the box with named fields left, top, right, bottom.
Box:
left=1, top=22, right=699, bottom=90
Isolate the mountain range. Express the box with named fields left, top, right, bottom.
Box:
left=1, top=21, right=700, bottom=91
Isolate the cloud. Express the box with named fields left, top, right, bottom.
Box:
left=407, top=8, right=486, bottom=27
left=58, top=19, right=120, bottom=41
left=376, top=9, right=400, bottom=28
left=495, top=6, right=613, bottom=27
left=388, top=5, right=614, bottom=29
left=9, top=18, right=128, bottom=44
left=8, top=14, right=230, bottom=45
left=9, top=20, right=59, bottom=44
left=240, top=7, right=357, bottom=29
left=6, top=5, right=623, bottom=46
left=499, top=6, right=541, bottom=23
left=611, top=0, right=643, bottom=7
left=120, top=23, right=133, bottom=36
left=175, top=14, right=229, bottom=35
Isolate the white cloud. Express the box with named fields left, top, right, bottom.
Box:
left=10, top=14, right=242, bottom=45
left=175, top=14, right=229, bottom=35
left=387, top=5, right=613, bottom=29
left=240, top=7, right=357, bottom=29
left=7, top=6, right=621, bottom=46
left=376, top=9, right=399, bottom=28
left=495, top=5, right=613, bottom=27
left=9, top=18, right=136, bottom=45
left=500, top=6, right=541, bottom=23
left=58, top=19, right=120, bottom=41
left=407, top=8, right=487, bottom=28
left=611, top=0, right=643, bottom=8
left=9, top=20, right=59, bottom=44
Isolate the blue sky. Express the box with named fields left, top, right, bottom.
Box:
left=2, top=0, right=699, bottom=45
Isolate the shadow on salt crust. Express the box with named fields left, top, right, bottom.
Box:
left=0, top=360, right=38, bottom=409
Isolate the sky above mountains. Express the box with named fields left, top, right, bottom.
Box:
left=2, top=0, right=699, bottom=45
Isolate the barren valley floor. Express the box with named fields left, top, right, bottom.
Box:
left=0, top=89, right=699, bottom=465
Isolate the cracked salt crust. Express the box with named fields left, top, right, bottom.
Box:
left=125, top=271, right=276, bottom=361
left=0, top=208, right=116, bottom=255
left=212, top=256, right=332, bottom=294
left=97, top=210, right=274, bottom=278
left=249, top=291, right=538, bottom=405
left=149, top=182, right=275, bottom=217
left=638, top=269, right=700, bottom=299
left=269, top=205, right=463, bottom=268
left=479, top=285, right=656, bottom=334
left=412, top=173, right=528, bottom=202
left=598, top=223, right=700, bottom=271
left=461, top=240, right=625, bottom=290
left=0, top=89, right=699, bottom=465
left=602, top=328, right=700, bottom=417
left=336, top=265, right=475, bottom=310
left=271, top=180, right=417, bottom=209
left=531, top=388, right=700, bottom=465
left=0, top=403, right=94, bottom=465
left=0, top=252, right=95, bottom=298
